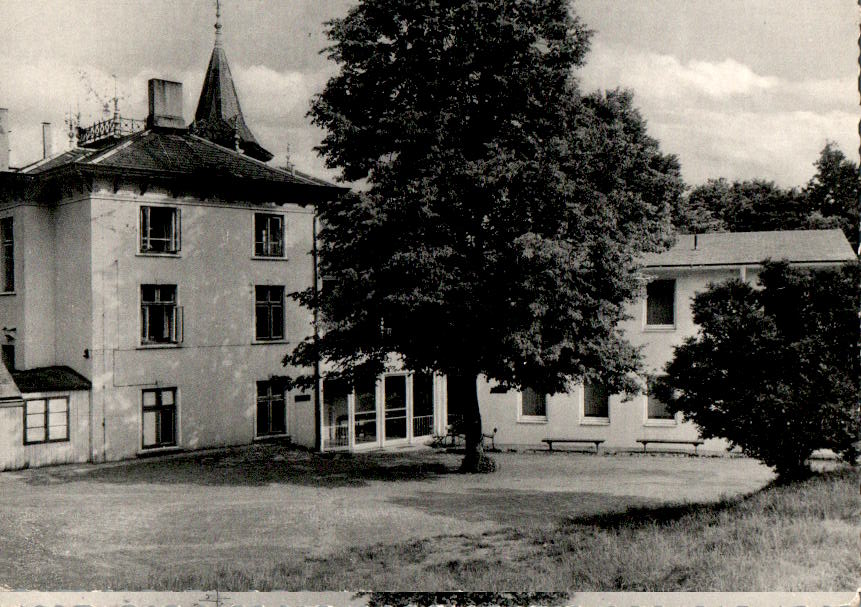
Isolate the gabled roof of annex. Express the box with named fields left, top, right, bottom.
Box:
left=644, top=229, right=856, bottom=268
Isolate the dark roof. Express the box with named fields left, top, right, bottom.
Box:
left=14, top=130, right=342, bottom=200
left=192, top=44, right=272, bottom=162
left=11, top=366, right=91, bottom=393
left=644, top=229, right=856, bottom=268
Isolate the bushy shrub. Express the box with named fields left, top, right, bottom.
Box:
left=655, top=260, right=860, bottom=480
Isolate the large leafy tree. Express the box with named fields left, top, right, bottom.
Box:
left=288, top=0, right=683, bottom=470
left=804, top=141, right=860, bottom=251
left=655, top=261, right=860, bottom=480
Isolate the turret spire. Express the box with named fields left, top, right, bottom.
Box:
left=214, top=0, right=223, bottom=48
left=190, top=0, right=273, bottom=162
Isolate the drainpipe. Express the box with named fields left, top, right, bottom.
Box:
left=312, top=212, right=323, bottom=452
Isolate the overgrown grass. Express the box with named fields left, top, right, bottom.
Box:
left=123, top=466, right=858, bottom=591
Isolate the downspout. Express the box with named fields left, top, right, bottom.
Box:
left=312, top=211, right=322, bottom=452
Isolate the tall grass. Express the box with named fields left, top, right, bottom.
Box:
left=122, top=467, right=858, bottom=591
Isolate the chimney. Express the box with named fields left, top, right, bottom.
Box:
left=41, top=122, right=53, bottom=159
left=0, top=109, right=9, bottom=171
left=147, top=79, right=185, bottom=130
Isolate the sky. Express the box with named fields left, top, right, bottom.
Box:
left=0, top=0, right=857, bottom=187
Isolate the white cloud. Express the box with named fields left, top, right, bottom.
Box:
left=579, top=42, right=859, bottom=186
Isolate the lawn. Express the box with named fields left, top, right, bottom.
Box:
left=0, top=445, right=854, bottom=591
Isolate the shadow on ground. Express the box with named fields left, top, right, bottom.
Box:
left=389, top=488, right=665, bottom=526
left=17, top=444, right=458, bottom=488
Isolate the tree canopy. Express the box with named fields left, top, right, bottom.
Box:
left=675, top=143, right=859, bottom=251
left=654, top=261, right=860, bottom=479
left=287, top=0, right=683, bottom=467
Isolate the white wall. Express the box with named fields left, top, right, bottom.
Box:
left=87, top=181, right=317, bottom=461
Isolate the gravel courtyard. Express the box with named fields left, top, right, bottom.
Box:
left=0, top=445, right=774, bottom=589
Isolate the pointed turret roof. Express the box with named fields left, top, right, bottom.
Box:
left=192, top=1, right=273, bottom=162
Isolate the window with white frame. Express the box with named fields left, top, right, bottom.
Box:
left=255, top=285, right=285, bottom=341
left=256, top=380, right=287, bottom=437
left=646, top=279, right=675, bottom=327
left=1, top=217, right=13, bottom=292
left=24, top=397, right=69, bottom=444
left=647, top=392, right=675, bottom=420
left=583, top=382, right=609, bottom=419
left=254, top=213, right=284, bottom=257
left=142, top=388, right=176, bottom=449
left=140, top=206, right=180, bottom=253
left=520, top=387, right=547, bottom=419
left=141, top=285, right=182, bottom=344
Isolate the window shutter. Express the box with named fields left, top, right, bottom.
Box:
left=175, top=306, right=184, bottom=343
left=175, top=208, right=181, bottom=252
left=140, top=207, right=148, bottom=251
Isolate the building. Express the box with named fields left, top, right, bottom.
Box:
left=0, top=16, right=355, bottom=470
left=477, top=229, right=856, bottom=453
left=0, top=13, right=855, bottom=468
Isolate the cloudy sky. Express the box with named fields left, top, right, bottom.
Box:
left=0, top=0, right=856, bottom=187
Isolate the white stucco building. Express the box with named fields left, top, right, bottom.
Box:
left=476, top=229, right=856, bottom=453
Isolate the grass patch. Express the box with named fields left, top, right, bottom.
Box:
left=119, top=466, right=857, bottom=591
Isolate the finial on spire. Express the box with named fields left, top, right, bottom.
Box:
left=214, top=0, right=223, bottom=47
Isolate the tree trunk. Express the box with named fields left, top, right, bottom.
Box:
left=458, top=374, right=496, bottom=473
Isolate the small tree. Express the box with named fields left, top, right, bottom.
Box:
left=288, top=0, right=683, bottom=471
left=655, top=260, right=860, bottom=480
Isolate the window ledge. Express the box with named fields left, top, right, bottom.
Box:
left=643, top=325, right=676, bottom=332
left=253, top=434, right=290, bottom=442
left=138, top=446, right=182, bottom=456
left=0, top=291, right=16, bottom=296
left=24, top=439, right=70, bottom=446
left=644, top=419, right=678, bottom=427
left=138, top=343, right=183, bottom=350
left=580, top=418, right=610, bottom=426
left=252, top=339, right=289, bottom=345
left=251, top=255, right=288, bottom=261
left=136, top=252, right=181, bottom=258
left=516, top=417, right=548, bottom=424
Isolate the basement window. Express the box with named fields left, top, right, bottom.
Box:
left=140, top=206, right=180, bottom=254
left=24, top=397, right=69, bottom=444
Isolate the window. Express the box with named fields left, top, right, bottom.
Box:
left=141, top=285, right=182, bottom=344
left=142, top=388, right=176, bottom=449
left=647, top=392, right=675, bottom=420
left=140, top=206, right=180, bottom=253
left=583, top=382, right=609, bottom=419
left=24, top=398, right=69, bottom=444
left=256, top=380, right=287, bottom=437
left=520, top=387, right=547, bottom=419
left=646, top=279, right=675, bottom=327
left=1, top=217, right=13, bottom=292
left=254, top=213, right=284, bottom=257
left=255, top=285, right=284, bottom=341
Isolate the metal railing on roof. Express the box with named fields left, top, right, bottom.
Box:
left=77, top=116, right=146, bottom=147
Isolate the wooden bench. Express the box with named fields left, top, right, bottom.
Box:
left=637, top=438, right=704, bottom=454
left=542, top=438, right=605, bottom=453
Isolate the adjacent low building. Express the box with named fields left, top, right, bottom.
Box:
left=475, top=229, right=856, bottom=453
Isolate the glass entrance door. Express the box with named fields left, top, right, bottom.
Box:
left=412, top=372, right=434, bottom=437
left=383, top=375, right=408, bottom=441
left=354, top=375, right=378, bottom=445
